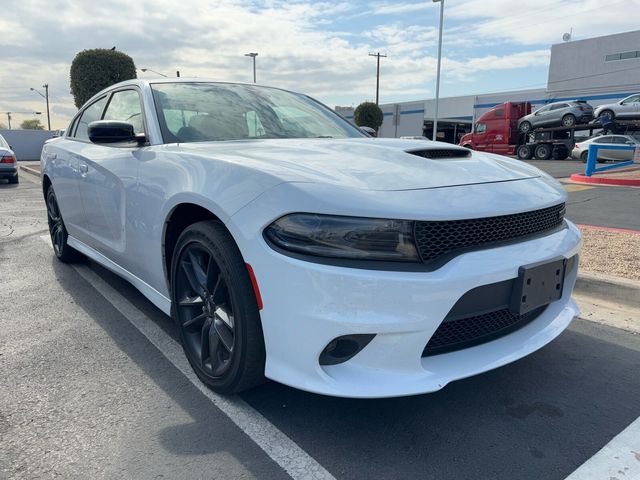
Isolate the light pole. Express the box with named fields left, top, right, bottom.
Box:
left=368, top=52, right=387, bottom=105
left=30, top=85, right=51, bottom=130
left=432, top=0, right=444, bottom=141
left=244, top=53, right=258, bottom=83
left=140, top=68, right=168, bottom=77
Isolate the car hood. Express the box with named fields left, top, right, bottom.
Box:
left=168, top=138, right=541, bottom=191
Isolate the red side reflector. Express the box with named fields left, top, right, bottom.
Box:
left=245, top=263, right=263, bottom=310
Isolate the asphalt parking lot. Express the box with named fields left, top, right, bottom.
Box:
left=1, top=169, right=639, bottom=480
left=524, top=159, right=640, bottom=230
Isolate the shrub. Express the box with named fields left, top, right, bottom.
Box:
left=354, top=102, right=384, bottom=131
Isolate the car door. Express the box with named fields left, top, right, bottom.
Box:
left=531, top=105, right=552, bottom=128
left=548, top=103, right=569, bottom=126
left=75, top=88, right=145, bottom=269
left=612, top=136, right=635, bottom=161
left=48, top=96, right=109, bottom=243
left=593, top=136, right=617, bottom=161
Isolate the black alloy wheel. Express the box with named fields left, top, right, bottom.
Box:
left=172, top=221, right=265, bottom=393
left=46, top=186, right=81, bottom=262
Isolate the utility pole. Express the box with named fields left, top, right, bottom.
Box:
left=7, top=112, right=11, bottom=130
left=368, top=52, right=387, bottom=105
left=432, top=0, right=445, bottom=141
left=244, top=53, right=258, bottom=83
left=43, top=84, right=50, bottom=130
left=176, top=70, right=180, bottom=77
left=30, top=85, right=51, bottom=130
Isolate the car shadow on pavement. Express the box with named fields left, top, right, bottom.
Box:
left=50, top=257, right=290, bottom=479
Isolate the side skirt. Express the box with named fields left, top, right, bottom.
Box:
left=67, top=236, right=172, bottom=316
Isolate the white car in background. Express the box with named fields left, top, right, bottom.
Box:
left=41, top=79, right=581, bottom=398
left=0, top=134, right=18, bottom=184
left=572, top=134, right=640, bottom=162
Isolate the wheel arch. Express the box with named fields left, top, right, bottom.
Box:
left=42, top=174, right=52, bottom=200
left=162, top=201, right=235, bottom=292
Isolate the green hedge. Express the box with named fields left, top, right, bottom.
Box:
left=354, top=102, right=384, bottom=131
left=70, top=49, right=137, bottom=108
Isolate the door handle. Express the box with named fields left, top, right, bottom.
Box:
left=79, top=162, right=88, bottom=175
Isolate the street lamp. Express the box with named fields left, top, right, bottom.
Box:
left=432, top=0, right=444, bottom=141
left=30, top=84, right=50, bottom=130
left=140, top=68, right=168, bottom=78
left=244, top=53, right=258, bottom=83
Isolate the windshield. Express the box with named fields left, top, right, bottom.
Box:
left=151, top=82, right=364, bottom=143
left=0, top=135, right=9, bottom=149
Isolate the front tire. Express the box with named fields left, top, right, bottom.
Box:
left=46, top=186, right=82, bottom=262
left=519, top=121, right=532, bottom=133
left=580, top=151, right=588, bottom=163
left=171, top=221, right=265, bottom=394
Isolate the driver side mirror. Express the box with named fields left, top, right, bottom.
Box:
left=88, top=121, right=145, bottom=146
left=359, top=126, right=377, bottom=137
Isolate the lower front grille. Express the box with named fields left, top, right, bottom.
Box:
left=422, top=306, right=546, bottom=357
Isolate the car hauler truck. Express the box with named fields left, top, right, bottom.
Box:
left=459, top=101, right=640, bottom=160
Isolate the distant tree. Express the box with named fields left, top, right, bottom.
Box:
left=20, top=118, right=44, bottom=130
left=70, top=48, right=137, bottom=108
left=354, top=102, right=384, bottom=131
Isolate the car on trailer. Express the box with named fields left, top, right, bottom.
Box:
left=517, top=100, right=593, bottom=133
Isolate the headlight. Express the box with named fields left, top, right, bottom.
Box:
left=264, top=213, right=420, bottom=262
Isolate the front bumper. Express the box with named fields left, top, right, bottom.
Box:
left=239, top=217, right=581, bottom=398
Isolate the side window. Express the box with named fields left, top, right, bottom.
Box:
left=74, top=97, right=108, bottom=140
left=594, top=136, right=612, bottom=144
left=103, top=90, right=145, bottom=134
left=245, top=111, right=266, bottom=137
left=536, top=105, right=550, bottom=114
left=622, top=95, right=640, bottom=104
left=550, top=103, right=567, bottom=111
left=475, top=123, right=486, bottom=134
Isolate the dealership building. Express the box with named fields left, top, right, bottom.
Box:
left=337, top=29, right=640, bottom=142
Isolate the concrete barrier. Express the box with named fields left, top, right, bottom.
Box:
left=0, top=129, right=56, bottom=161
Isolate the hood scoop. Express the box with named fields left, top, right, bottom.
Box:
left=407, top=147, right=471, bottom=159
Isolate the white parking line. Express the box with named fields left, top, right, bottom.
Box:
left=40, top=235, right=335, bottom=480
left=564, top=416, right=640, bottom=480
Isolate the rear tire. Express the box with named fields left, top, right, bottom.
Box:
left=534, top=144, right=552, bottom=160
left=8, top=174, right=18, bottom=184
left=516, top=145, right=534, bottom=160
left=171, top=221, right=266, bottom=394
left=519, top=121, right=532, bottom=133
left=46, top=186, right=82, bottom=263
left=580, top=151, right=588, bottom=163
left=561, top=114, right=576, bottom=127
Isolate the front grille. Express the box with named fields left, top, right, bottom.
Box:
left=414, top=203, right=565, bottom=264
left=408, top=148, right=471, bottom=159
left=422, top=307, right=546, bottom=357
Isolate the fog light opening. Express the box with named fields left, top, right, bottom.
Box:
left=319, top=334, right=375, bottom=366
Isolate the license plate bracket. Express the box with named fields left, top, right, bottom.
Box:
left=510, top=258, right=567, bottom=315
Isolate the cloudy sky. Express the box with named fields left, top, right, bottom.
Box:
left=1, top=0, right=638, bottom=129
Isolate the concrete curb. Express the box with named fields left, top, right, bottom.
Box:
left=19, top=165, right=41, bottom=177
left=570, top=171, right=640, bottom=187
left=574, top=272, right=640, bottom=309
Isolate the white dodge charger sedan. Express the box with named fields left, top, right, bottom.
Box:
left=41, top=79, right=581, bottom=398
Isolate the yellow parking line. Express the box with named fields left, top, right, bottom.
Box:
left=564, top=184, right=595, bottom=192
